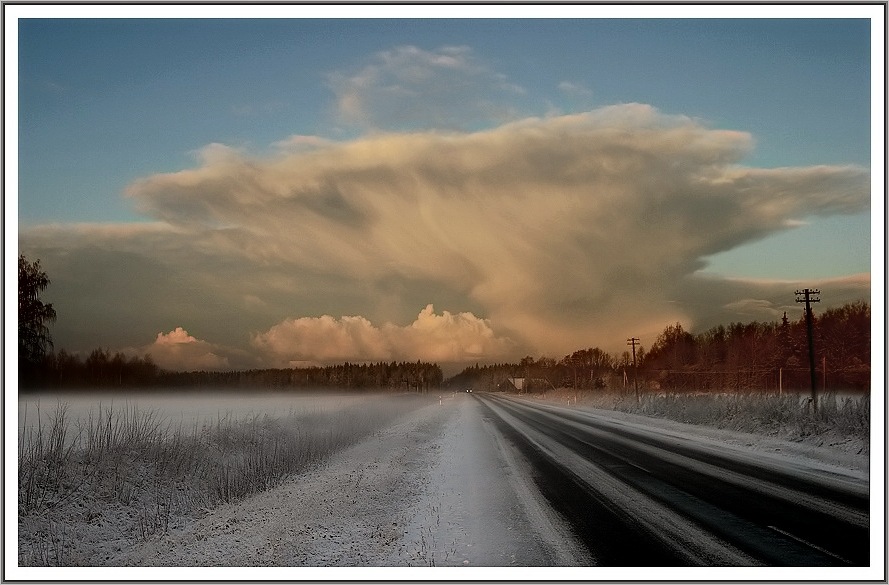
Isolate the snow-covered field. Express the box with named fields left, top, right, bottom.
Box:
left=12, top=389, right=879, bottom=580
left=526, top=389, right=871, bottom=472
left=532, top=388, right=871, bottom=459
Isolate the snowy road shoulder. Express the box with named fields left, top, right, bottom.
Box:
left=111, top=393, right=588, bottom=570
left=113, top=397, right=448, bottom=567
left=393, top=393, right=590, bottom=567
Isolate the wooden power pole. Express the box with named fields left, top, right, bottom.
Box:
left=627, top=337, right=640, bottom=403
left=795, top=288, right=821, bottom=412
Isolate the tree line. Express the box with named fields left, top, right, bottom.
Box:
left=19, top=254, right=869, bottom=394
left=19, top=254, right=443, bottom=392
left=21, top=349, right=443, bottom=393
left=156, top=360, right=443, bottom=391
left=447, top=300, right=871, bottom=393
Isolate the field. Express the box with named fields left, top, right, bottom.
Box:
left=534, top=388, right=870, bottom=453
left=16, top=388, right=870, bottom=567
left=17, top=390, right=435, bottom=566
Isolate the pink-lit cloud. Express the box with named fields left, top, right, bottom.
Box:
left=251, top=305, right=516, bottom=368
left=140, top=327, right=231, bottom=371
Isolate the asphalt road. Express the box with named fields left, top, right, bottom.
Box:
left=475, top=393, right=870, bottom=567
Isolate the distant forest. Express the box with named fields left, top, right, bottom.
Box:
left=19, top=301, right=869, bottom=394
left=449, top=300, right=871, bottom=394
left=19, top=351, right=444, bottom=393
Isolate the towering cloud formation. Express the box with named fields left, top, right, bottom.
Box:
left=21, top=104, right=870, bottom=367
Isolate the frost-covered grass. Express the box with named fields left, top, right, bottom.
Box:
left=18, top=393, right=432, bottom=566
left=539, top=388, right=870, bottom=449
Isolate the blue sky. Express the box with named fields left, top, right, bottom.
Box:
left=10, top=6, right=881, bottom=371
left=19, top=18, right=871, bottom=212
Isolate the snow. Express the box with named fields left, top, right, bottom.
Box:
left=100, top=393, right=586, bottom=570
left=13, top=390, right=881, bottom=581
left=521, top=395, right=869, bottom=480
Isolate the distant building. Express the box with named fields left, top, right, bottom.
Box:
left=497, top=377, right=524, bottom=392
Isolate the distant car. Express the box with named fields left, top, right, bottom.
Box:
left=466, top=388, right=472, bottom=393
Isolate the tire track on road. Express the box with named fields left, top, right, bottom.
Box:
left=477, top=393, right=868, bottom=566
left=477, top=394, right=744, bottom=566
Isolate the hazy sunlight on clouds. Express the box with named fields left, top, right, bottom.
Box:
left=22, top=104, right=870, bottom=366
left=252, top=305, right=516, bottom=367
left=140, top=327, right=231, bottom=371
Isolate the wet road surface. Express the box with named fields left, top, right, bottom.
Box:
left=476, top=393, right=869, bottom=567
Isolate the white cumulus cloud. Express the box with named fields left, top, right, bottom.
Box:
left=140, top=327, right=231, bottom=371
left=251, top=305, right=516, bottom=367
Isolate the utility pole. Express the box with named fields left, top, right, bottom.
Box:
left=627, top=337, right=640, bottom=403
left=566, top=356, right=579, bottom=391
left=795, top=288, right=821, bottom=412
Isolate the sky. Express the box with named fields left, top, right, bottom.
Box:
left=7, top=5, right=884, bottom=375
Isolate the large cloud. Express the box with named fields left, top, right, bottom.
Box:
left=251, top=304, right=516, bottom=367
left=20, top=104, right=871, bottom=367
